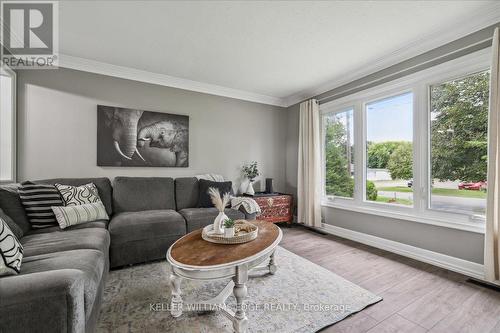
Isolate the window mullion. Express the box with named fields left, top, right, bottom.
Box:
left=413, top=84, right=426, bottom=213
left=354, top=101, right=364, bottom=205
left=421, top=83, right=431, bottom=215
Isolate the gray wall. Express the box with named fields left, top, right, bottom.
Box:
left=283, top=25, right=500, bottom=264
left=322, top=208, right=484, bottom=264
left=17, top=68, right=287, bottom=193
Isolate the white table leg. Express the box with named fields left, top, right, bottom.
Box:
left=185, top=280, right=235, bottom=312
left=170, top=272, right=183, bottom=317
left=232, top=265, right=249, bottom=333
left=268, top=251, right=277, bottom=275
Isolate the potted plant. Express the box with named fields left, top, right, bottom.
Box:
left=208, top=187, right=230, bottom=234
left=224, top=218, right=235, bottom=237
left=242, top=161, right=260, bottom=196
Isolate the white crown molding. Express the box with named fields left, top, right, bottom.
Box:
left=57, top=54, right=288, bottom=107
left=283, top=2, right=500, bottom=107
left=321, top=223, right=484, bottom=280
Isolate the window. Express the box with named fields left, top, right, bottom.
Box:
left=323, top=108, right=354, bottom=198
left=365, top=92, right=413, bottom=206
left=429, top=71, right=489, bottom=216
left=321, top=49, right=491, bottom=232
left=0, top=66, right=16, bottom=183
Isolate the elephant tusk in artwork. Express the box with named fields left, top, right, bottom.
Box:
left=114, top=140, right=133, bottom=160
left=135, top=148, right=147, bottom=162
left=137, top=137, right=151, bottom=148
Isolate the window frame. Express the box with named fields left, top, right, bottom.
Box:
left=0, top=64, right=17, bottom=184
left=321, top=104, right=356, bottom=202
left=362, top=89, right=415, bottom=210
left=320, top=48, right=491, bottom=233
left=425, top=70, right=490, bottom=221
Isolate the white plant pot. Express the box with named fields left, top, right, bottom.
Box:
left=245, top=180, right=255, bottom=196
left=224, top=227, right=235, bottom=238
left=213, top=211, right=227, bottom=234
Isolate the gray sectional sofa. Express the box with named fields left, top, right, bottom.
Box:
left=0, top=176, right=250, bottom=333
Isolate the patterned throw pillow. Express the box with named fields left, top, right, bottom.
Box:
left=52, top=202, right=109, bottom=229
left=0, top=208, right=23, bottom=240
left=55, top=183, right=102, bottom=206
left=0, top=217, right=23, bottom=276
left=18, top=182, right=63, bottom=229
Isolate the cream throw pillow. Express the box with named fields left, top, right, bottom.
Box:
left=52, top=202, right=109, bottom=229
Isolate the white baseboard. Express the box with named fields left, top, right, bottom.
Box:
left=320, top=223, right=484, bottom=280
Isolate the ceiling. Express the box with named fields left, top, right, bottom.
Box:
left=59, top=1, right=500, bottom=106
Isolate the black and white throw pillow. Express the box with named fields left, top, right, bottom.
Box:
left=0, top=208, right=23, bottom=240
left=18, top=182, right=63, bottom=229
left=0, top=216, right=23, bottom=276
left=55, top=183, right=102, bottom=206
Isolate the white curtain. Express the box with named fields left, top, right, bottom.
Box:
left=297, top=99, right=322, bottom=228
left=485, top=27, right=500, bottom=283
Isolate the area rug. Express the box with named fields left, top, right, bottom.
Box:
left=97, top=247, right=382, bottom=333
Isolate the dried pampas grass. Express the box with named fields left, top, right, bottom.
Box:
left=208, top=187, right=230, bottom=212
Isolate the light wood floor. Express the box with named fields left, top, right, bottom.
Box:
left=279, top=224, right=500, bottom=333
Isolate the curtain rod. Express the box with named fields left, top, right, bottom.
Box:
left=317, top=36, right=494, bottom=105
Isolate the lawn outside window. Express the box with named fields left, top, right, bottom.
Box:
left=320, top=48, right=491, bottom=233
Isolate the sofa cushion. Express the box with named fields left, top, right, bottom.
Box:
left=198, top=179, right=233, bottom=208
left=20, top=249, right=105, bottom=320
left=25, top=220, right=109, bottom=235
left=109, top=210, right=186, bottom=245
left=179, top=208, right=245, bottom=232
left=110, top=235, right=181, bottom=268
left=175, top=177, right=199, bottom=210
left=0, top=184, right=31, bottom=235
left=34, top=178, right=113, bottom=216
left=113, top=177, right=175, bottom=213
left=21, top=227, right=110, bottom=258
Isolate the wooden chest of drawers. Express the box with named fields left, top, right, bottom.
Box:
left=253, top=193, right=293, bottom=224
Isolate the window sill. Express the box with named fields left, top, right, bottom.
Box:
left=321, top=200, right=485, bottom=234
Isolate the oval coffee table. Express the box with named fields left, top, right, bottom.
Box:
left=166, top=220, right=282, bottom=333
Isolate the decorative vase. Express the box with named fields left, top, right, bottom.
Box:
left=213, top=211, right=227, bottom=234
left=224, top=226, right=235, bottom=238
left=245, top=179, right=255, bottom=196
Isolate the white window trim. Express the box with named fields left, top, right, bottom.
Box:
left=0, top=64, right=17, bottom=184
left=321, top=48, right=491, bottom=234
left=320, top=104, right=356, bottom=202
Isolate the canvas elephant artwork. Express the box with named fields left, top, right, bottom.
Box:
left=97, top=105, right=189, bottom=167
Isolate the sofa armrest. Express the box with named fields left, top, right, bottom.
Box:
left=0, top=269, right=86, bottom=333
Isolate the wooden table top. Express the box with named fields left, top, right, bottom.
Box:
left=168, top=220, right=281, bottom=267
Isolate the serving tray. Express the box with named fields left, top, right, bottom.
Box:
left=202, top=220, right=258, bottom=244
